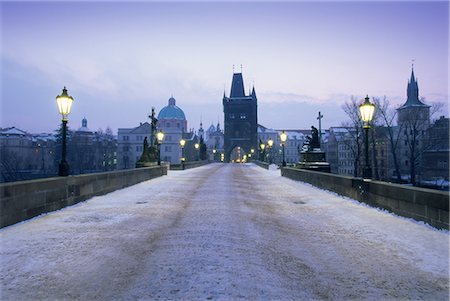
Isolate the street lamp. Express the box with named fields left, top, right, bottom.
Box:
left=56, top=87, right=74, bottom=176
left=212, top=147, right=217, bottom=161
left=280, top=130, right=287, bottom=167
left=156, top=130, right=164, bottom=165
left=267, top=138, right=274, bottom=164
left=179, top=139, right=186, bottom=169
left=260, top=142, right=266, bottom=161
left=359, top=95, right=375, bottom=179
left=194, top=143, right=200, bottom=161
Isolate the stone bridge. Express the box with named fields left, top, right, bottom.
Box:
left=0, top=163, right=448, bottom=300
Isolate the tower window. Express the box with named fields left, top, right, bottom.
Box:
left=240, top=113, right=247, bottom=119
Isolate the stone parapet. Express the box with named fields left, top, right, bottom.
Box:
left=169, top=160, right=211, bottom=170
left=253, top=160, right=270, bottom=170
left=0, top=166, right=167, bottom=228
left=281, top=167, right=449, bottom=230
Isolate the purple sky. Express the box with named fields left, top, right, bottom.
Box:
left=1, top=1, right=448, bottom=134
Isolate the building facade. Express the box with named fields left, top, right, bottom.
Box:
left=422, top=116, right=449, bottom=186
left=205, top=122, right=224, bottom=159
left=117, top=122, right=151, bottom=169
left=325, top=127, right=356, bottom=176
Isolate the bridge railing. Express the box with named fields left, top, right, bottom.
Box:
left=0, top=166, right=167, bottom=228
left=169, top=160, right=211, bottom=170
left=253, top=160, right=270, bottom=169
left=281, top=167, right=449, bottom=230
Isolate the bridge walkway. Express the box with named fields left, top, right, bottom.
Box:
left=1, top=163, right=448, bottom=300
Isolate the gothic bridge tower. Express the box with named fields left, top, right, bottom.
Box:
left=223, top=72, right=258, bottom=162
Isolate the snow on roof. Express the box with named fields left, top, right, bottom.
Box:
left=0, top=127, right=28, bottom=136
left=285, top=131, right=305, bottom=140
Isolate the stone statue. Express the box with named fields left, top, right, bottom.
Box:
left=303, top=126, right=320, bottom=152
left=138, top=137, right=151, bottom=162
left=149, top=107, right=158, bottom=147
left=310, top=126, right=320, bottom=149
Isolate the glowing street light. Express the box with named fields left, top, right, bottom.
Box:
left=156, top=130, right=164, bottom=165
left=56, top=87, right=74, bottom=176
left=280, top=130, right=287, bottom=167
left=194, top=142, right=200, bottom=161
left=260, top=142, right=266, bottom=162
left=180, top=139, right=186, bottom=169
left=267, top=138, right=274, bottom=164
left=359, top=95, right=376, bottom=179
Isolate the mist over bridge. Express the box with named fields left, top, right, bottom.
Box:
left=1, top=163, right=448, bottom=300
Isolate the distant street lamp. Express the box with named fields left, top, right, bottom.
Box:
left=248, top=148, right=254, bottom=162
left=212, top=147, right=217, bottom=161
left=156, top=130, right=164, bottom=165
left=180, top=139, right=186, bottom=169
left=56, top=87, right=74, bottom=176
left=194, top=143, right=200, bottom=161
left=280, top=130, right=287, bottom=167
left=267, top=138, right=274, bottom=164
left=359, top=95, right=376, bottom=179
left=260, top=142, right=266, bottom=161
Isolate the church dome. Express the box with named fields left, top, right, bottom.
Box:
left=158, top=96, right=186, bottom=120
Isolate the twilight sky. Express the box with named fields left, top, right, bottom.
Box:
left=1, top=1, right=448, bottom=134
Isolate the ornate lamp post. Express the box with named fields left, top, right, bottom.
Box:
left=180, top=139, right=186, bottom=169
left=56, top=87, right=74, bottom=176
left=359, top=95, right=376, bottom=179
left=267, top=138, right=274, bottom=164
left=260, top=142, right=266, bottom=162
left=156, top=130, right=164, bottom=165
left=194, top=143, right=200, bottom=161
left=212, top=148, right=217, bottom=161
left=280, top=130, right=287, bottom=167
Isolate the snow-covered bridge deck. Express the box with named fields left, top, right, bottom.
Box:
left=1, top=163, right=448, bottom=300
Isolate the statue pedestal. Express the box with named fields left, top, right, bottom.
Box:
left=297, top=149, right=330, bottom=173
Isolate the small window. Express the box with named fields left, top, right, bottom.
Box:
left=240, top=113, right=246, bottom=119
left=229, top=113, right=235, bottom=119
left=166, top=122, right=170, bottom=127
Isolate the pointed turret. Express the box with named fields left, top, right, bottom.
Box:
left=407, top=67, right=419, bottom=103
left=397, top=66, right=430, bottom=124
left=230, top=73, right=245, bottom=98
left=251, top=86, right=257, bottom=99
left=400, top=66, right=427, bottom=108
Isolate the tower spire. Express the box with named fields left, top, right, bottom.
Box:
left=230, top=73, right=245, bottom=98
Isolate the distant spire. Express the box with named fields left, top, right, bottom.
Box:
left=251, top=86, right=257, bottom=99
left=240, top=64, right=243, bottom=73
left=401, top=63, right=427, bottom=108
